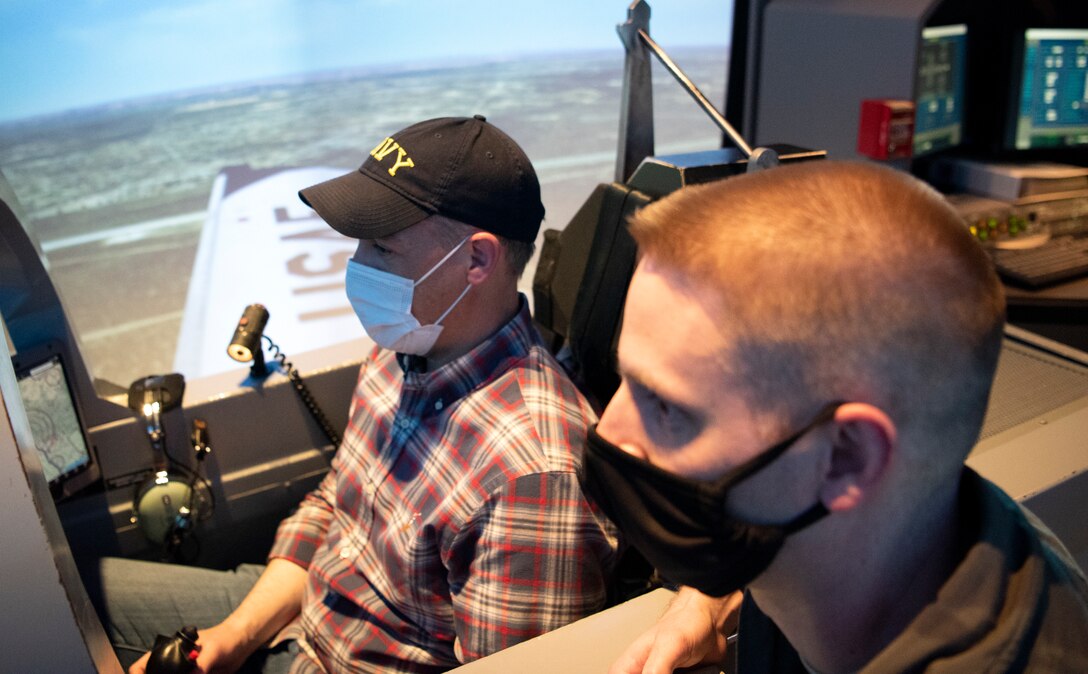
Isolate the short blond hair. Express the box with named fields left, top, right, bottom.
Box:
left=628, top=161, right=1005, bottom=463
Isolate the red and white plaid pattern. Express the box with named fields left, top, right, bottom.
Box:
left=270, top=300, right=619, bottom=673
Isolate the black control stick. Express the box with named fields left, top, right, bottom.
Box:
left=146, top=626, right=201, bottom=674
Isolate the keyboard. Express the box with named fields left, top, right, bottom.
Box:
left=990, top=234, right=1088, bottom=288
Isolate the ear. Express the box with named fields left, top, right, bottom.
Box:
left=466, top=232, right=502, bottom=285
left=819, top=403, right=896, bottom=512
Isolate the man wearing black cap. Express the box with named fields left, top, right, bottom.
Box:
left=105, top=117, right=619, bottom=674
left=296, top=114, right=546, bottom=367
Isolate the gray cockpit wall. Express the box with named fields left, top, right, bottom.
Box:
left=0, top=171, right=360, bottom=568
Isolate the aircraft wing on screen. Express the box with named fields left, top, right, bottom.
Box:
left=173, top=165, right=364, bottom=379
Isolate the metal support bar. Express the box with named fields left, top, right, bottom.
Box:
left=636, top=28, right=753, bottom=158
left=615, top=1, right=654, bottom=182
left=615, top=1, right=775, bottom=182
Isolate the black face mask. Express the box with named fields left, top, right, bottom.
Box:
left=580, top=403, right=841, bottom=597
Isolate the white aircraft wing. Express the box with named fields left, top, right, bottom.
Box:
left=174, top=165, right=363, bottom=378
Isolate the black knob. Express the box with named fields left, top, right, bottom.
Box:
left=145, top=626, right=200, bottom=674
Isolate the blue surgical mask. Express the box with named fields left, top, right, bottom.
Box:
left=345, top=236, right=471, bottom=355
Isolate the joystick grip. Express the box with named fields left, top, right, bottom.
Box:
left=146, top=626, right=200, bottom=674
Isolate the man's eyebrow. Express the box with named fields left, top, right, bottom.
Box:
left=619, top=363, right=652, bottom=394
left=619, top=360, right=677, bottom=406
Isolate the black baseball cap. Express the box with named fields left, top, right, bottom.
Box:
left=299, top=115, right=545, bottom=243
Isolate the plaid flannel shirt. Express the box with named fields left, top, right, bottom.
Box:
left=269, top=298, right=619, bottom=673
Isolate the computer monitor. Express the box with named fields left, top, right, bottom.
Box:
left=12, top=344, right=95, bottom=496
left=1009, top=28, right=1088, bottom=150
left=914, top=24, right=968, bottom=156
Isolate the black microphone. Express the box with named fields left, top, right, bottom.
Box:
left=224, top=304, right=342, bottom=452
left=227, top=304, right=270, bottom=377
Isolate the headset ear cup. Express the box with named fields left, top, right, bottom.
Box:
left=132, top=474, right=195, bottom=545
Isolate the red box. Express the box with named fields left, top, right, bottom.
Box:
left=857, top=99, right=915, bottom=160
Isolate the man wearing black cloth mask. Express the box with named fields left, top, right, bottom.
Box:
left=98, top=116, right=618, bottom=674
left=580, top=161, right=1088, bottom=673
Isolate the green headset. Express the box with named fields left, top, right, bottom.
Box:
left=127, top=374, right=211, bottom=559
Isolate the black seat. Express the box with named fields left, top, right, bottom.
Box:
left=532, top=145, right=825, bottom=410
left=533, top=182, right=651, bottom=413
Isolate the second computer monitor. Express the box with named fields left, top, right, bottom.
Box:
left=1009, top=28, right=1088, bottom=151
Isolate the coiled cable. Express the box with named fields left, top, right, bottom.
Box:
left=262, top=334, right=342, bottom=451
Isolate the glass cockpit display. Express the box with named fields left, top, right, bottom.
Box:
left=16, top=354, right=91, bottom=485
